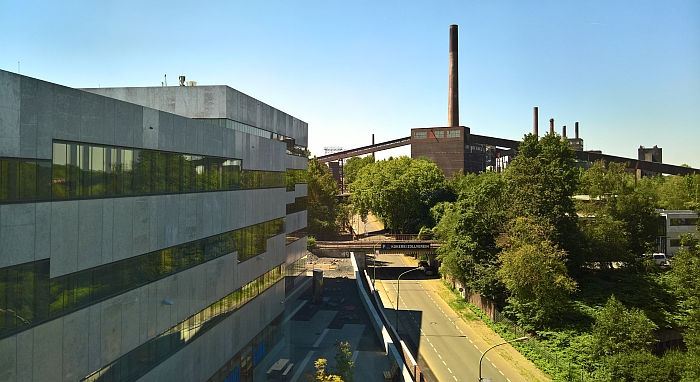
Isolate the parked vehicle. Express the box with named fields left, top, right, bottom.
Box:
left=652, top=253, right=669, bottom=266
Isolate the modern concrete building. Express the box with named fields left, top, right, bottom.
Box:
left=657, top=209, right=698, bottom=257
left=0, top=69, right=308, bottom=382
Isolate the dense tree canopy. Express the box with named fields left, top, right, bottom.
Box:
left=307, top=157, right=340, bottom=235
left=350, top=156, right=450, bottom=233
left=343, top=155, right=375, bottom=185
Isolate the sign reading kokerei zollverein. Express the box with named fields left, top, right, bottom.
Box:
left=381, top=243, right=431, bottom=250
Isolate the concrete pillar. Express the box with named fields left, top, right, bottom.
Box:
left=575, top=122, right=579, bottom=139
left=562, top=125, right=567, bottom=138
left=448, top=25, right=459, bottom=127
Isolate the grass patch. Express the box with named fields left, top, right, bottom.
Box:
left=434, top=282, right=480, bottom=321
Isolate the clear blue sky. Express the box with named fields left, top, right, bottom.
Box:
left=2, top=0, right=699, bottom=167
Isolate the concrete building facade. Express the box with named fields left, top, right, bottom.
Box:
left=0, top=70, right=308, bottom=382
left=657, top=209, right=698, bottom=257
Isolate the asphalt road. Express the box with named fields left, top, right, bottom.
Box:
left=374, top=253, right=527, bottom=382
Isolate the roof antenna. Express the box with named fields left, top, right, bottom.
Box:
left=164, top=74, right=167, bottom=86
left=18, top=62, right=20, bottom=74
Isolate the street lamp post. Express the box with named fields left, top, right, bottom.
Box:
left=478, top=337, right=528, bottom=381
left=395, top=267, right=421, bottom=332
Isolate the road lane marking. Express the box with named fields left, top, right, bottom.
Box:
left=290, top=350, right=314, bottom=382
left=453, top=376, right=458, bottom=381
left=499, top=370, right=504, bottom=375
left=448, top=368, right=452, bottom=373
left=313, top=329, right=329, bottom=347
left=438, top=354, right=442, bottom=359
left=351, top=351, right=359, bottom=362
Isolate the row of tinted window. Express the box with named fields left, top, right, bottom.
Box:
left=212, top=119, right=307, bottom=158
left=286, top=196, right=308, bottom=215
left=83, top=265, right=284, bottom=382
left=0, top=142, right=312, bottom=203
left=285, top=169, right=308, bottom=191
left=670, top=218, right=698, bottom=226
left=0, top=217, right=284, bottom=339
left=412, top=129, right=461, bottom=139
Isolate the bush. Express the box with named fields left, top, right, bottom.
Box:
left=307, top=237, right=317, bottom=250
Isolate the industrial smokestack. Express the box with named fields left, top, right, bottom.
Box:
left=448, top=24, right=459, bottom=127
left=562, top=125, right=567, bottom=138
left=575, top=122, right=579, bottom=139
left=549, top=118, right=554, bottom=134
left=533, top=107, right=539, bottom=137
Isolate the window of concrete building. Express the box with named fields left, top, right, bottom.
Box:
left=447, top=130, right=461, bottom=138
left=83, top=266, right=284, bottom=382
left=433, top=130, right=444, bottom=139
left=670, top=239, right=682, bottom=247
left=0, top=217, right=286, bottom=339
left=413, top=131, right=427, bottom=139
left=3, top=143, right=304, bottom=205
left=670, top=218, right=698, bottom=226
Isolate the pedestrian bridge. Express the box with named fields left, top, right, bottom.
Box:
left=314, top=240, right=440, bottom=256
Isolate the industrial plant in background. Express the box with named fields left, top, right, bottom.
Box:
left=318, top=24, right=698, bottom=185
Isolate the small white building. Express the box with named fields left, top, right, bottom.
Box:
left=657, top=210, right=698, bottom=257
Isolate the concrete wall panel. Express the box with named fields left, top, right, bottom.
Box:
left=101, top=96, right=116, bottom=147
left=0, top=70, right=21, bottom=157
left=157, top=111, right=174, bottom=151
left=137, top=286, right=150, bottom=344
left=52, top=87, right=81, bottom=142
left=50, top=201, right=79, bottom=277
left=101, top=199, right=114, bottom=264
left=100, top=302, right=122, bottom=364
left=163, top=194, right=179, bottom=247
left=0, top=204, right=35, bottom=267
left=172, top=115, right=188, bottom=153
left=131, top=197, right=150, bottom=256
left=62, top=308, right=89, bottom=382
left=88, top=304, right=102, bottom=372
left=78, top=199, right=103, bottom=271
left=201, top=193, right=214, bottom=238
left=19, top=76, right=39, bottom=158
left=0, top=335, right=17, bottom=382
left=35, top=80, right=55, bottom=159
left=32, top=317, right=63, bottom=382
left=16, top=329, right=33, bottom=382
left=120, top=290, right=140, bottom=356
left=79, top=91, right=104, bottom=144
left=111, top=197, right=134, bottom=262
left=149, top=195, right=160, bottom=252
left=34, top=202, right=51, bottom=261
left=142, top=107, right=159, bottom=149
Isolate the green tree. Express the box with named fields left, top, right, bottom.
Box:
left=590, top=295, right=657, bottom=360
left=666, top=233, right=700, bottom=349
left=657, top=174, right=700, bottom=210
left=307, top=359, right=342, bottom=382
left=433, top=171, right=507, bottom=300
left=332, top=341, right=355, bottom=382
left=305, top=341, right=354, bottom=382
left=307, top=157, right=340, bottom=235
left=496, top=217, right=577, bottom=328
left=577, top=161, right=658, bottom=267
left=350, top=156, right=448, bottom=233
left=343, top=156, right=374, bottom=185
left=503, top=133, right=583, bottom=269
